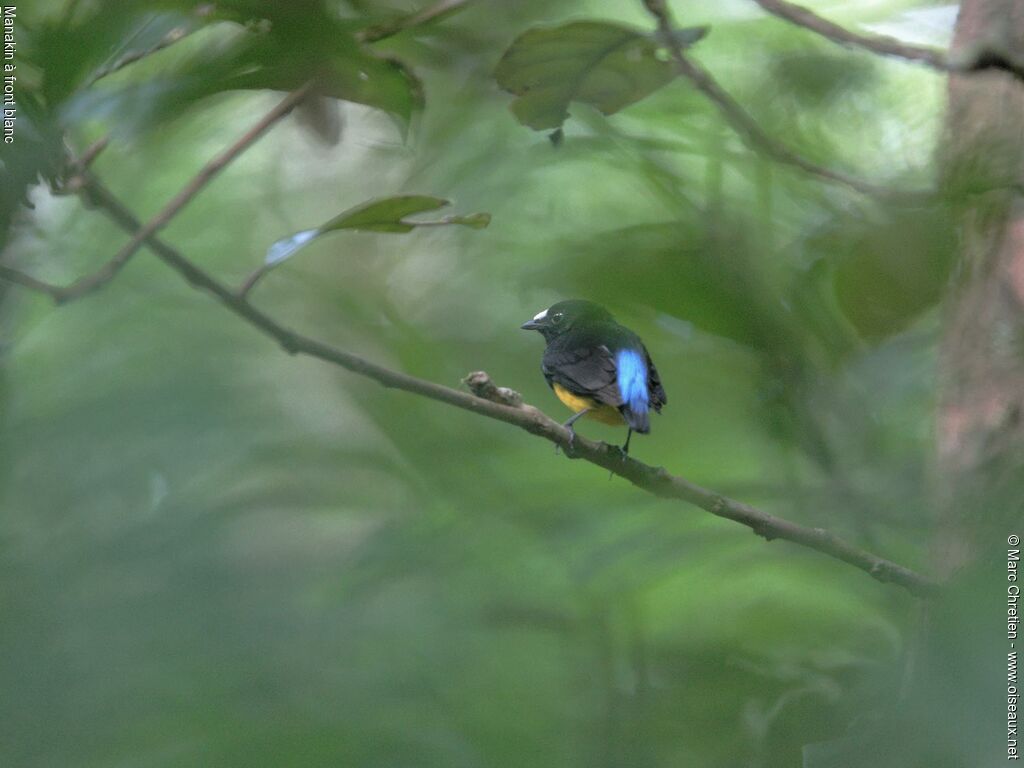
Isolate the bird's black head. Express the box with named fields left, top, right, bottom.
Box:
left=520, top=299, right=613, bottom=341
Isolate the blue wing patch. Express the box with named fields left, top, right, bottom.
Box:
left=615, top=348, right=649, bottom=416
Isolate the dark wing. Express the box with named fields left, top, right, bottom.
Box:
left=644, top=344, right=667, bottom=412
left=542, top=342, right=622, bottom=408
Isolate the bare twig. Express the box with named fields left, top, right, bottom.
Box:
left=85, top=6, right=215, bottom=88
left=359, top=0, right=474, bottom=43
left=55, top=136, right=111, bottom=196
left=0, top=267, right=67, bottom=300
left=4, top=1, right=476, bottom=304
left=642, top=0, right=930, bottom=200
left=237, top=211, right=489, bottom=298
left=464, top=370, right=523, bottom=407
left=86, top=27, right=192, bottom=87
left=60, top=83, right=311, bottom=302
left=0, top=84, right=313, bottom=304
left=751, top=0, right=946, bottom=67
left=750, top=0, right=1024, bottom=83
left=69, top=167, right=937, bottom=598
left=75, top=136, right=111, bottom=171
left=236, top=265, right=269, bottom=299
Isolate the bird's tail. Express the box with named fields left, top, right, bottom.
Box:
left=622, top=405, right=650, bottom=434
left=616, top=349, right=651, bottom=434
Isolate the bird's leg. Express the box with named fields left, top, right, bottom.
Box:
left=621, top=428, right=634, bottom=459
left=557, top=409, right=590, bottom=455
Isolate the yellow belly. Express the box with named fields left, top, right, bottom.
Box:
left=552, top=383, right=625, bottom=426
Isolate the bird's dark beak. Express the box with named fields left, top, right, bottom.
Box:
left=522, top=309, right=549, bottom=331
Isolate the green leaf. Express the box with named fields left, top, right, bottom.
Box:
left=206, top=6, right=424, bottom=126
left=0, top=90, right=65, bottom=246
left=265, top=229, right=320, bottom=267
left=260, top=196, right=490, bottom=273
left=537, top=222, right=786, bottom=349
left=234, top=47, right=423, bottom=131
left=320, top=195, right=451, bottom=234
left=665, top=26, right=711, bottom=49
left=495, top=21, right=707, bottom=131
left=446, top=212, right=491, bottom=229
left=61, top=18, right=423, bottom=137
left=822, top=208, right=956, bottom=342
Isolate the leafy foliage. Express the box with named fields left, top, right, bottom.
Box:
left=0, top=1, right=991, bottom=767
left=827, top=208, right=955, bottom=340
left=318, top=195, right=487, bottom=234
left=263, top=196, right=490, bottom=272
left=495, top=21, right=706, bottom=132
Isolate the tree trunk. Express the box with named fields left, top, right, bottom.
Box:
left=938, top=0, right=1024, bottom=574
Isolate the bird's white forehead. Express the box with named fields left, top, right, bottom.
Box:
left=532, top=309, right=548, bottom=321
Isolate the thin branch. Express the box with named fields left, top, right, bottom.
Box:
left=642, top=0, right=930, bottom=200
left=237, top=212, right=489, bottom=299
left=74, top=169, right=938, bottom=598
left=85, top=6, right=214, bottom=88
left=751, top=0, right=945, bottom=68
left=0, top=137, right=110, bottom=300
left=0, top=84, right=313, bottom=304
left=86, top=28, right=192, bottom=86
left=75, top=135, right=110, bottom=171
left=359, top=0, right=474, bottom=43
left=0, top=267, right=66, bottom=300
left=750, top=0, right=1024, bottom=83
left=54, top=135, right=111, bottom=197
left=61, top=83, right=311, bottom=302
left=4, top=0, right=475, bottom=303
left=236, top=265, right=268, bottom=299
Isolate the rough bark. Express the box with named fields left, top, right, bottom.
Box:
left=938, top=0, right=1024, bottom=572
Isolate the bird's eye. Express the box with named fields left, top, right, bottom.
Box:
left=552, top=312, right=564, bottom=323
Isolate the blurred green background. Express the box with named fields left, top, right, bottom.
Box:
left=0, top=1, right=1006, bottom=766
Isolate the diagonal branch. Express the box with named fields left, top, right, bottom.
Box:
left=84, top=7, right=211, bottom=88
left=359, top=0, right=475, bottom=43
left=641, top=1, right=926, bottom=200
left=60, top=84, right=313, bottom=302
left=751, top=0, right=945, bottom=68
left=0, top=84, right=312, bottom=305
left=3, top=0, right=480, bottom=304
left=750, top=0, right=1024, bottom=83
left=0, top=266, right=67, bottom=300
left=75, top=169, right=937, bottom=598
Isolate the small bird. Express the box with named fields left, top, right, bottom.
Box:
left=521, top=299, right=666, bottom=455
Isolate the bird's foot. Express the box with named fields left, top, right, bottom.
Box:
left=557, top=409, right=588, bottom=456
left=606, top=432, right=633, bottom=477
left=619, top=429, right=633, bottom=462
left=558, top=424, right=578, bottom=456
